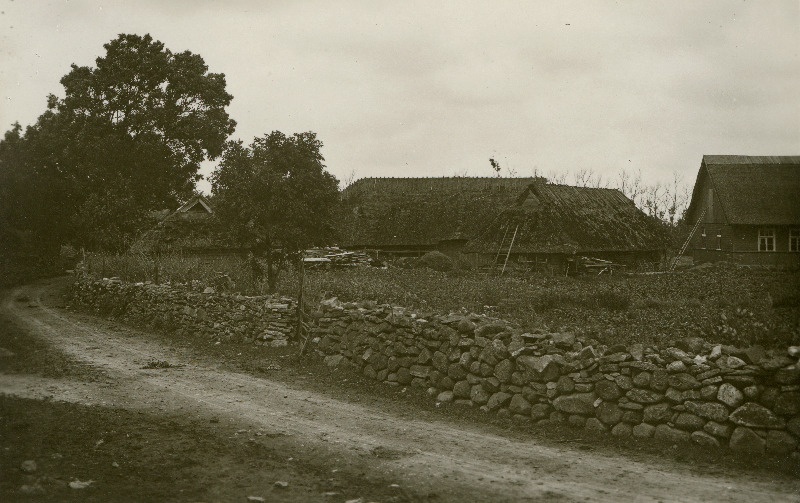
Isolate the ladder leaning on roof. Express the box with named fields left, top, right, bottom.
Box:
left=670, top=206, right=707, bottom=272
left=491, top=223, right=519, bottom=276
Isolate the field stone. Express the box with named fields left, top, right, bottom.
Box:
left=396, top=367, right=412, bottom=384
left=509, top=394, right=532, bottom=415
left=611, top=423, right=633, bottom=437
left=494, top=359, right=514, bottom=383
left=437, top=391, right=454, bottom=403
left=621, top=410, right=643, bottom=424
left=551, top=332, right=576, bottom=348
left=585, top=418, right=607, bottom=434
left=627, top=389, right=664, bottom=404
left=668, top=373, right=701, bottom=391
left=615, top=375, right=634, bottom=391
left=596, top=402, right=623, bottom=425
left=556, top=376, right=575, bottom=394
left=481, top=377, right=501, bottom=393
left=553, top=392, right=597, bottom=415
left=650, top=370, right=669, bottom=391
left=486, top=392, right=512, bottom=411
left=632, top=423, right=655, bottom=438
left=653, top=424, right=691, bottom=444
left=684, top=401, right=729, bottom=423
left=729, top=403, right=785, bottom=429
left=431, top=351, right=448, bottom=372
left=633, top=371, right=652, bottom=387
left=667, top=361, right=687, bottom=373
left=453, top=380, right=471, bottom=399
left=447, top=363, right=467, bottom=381
left=674, top=413, right=706, bottom=431
left=725, top=356, right=747, bottom=369
left=595, top=380, right=621, bottom=401
left=691, top=431, right=720, bottom=448
left=643, top=403, right=672, bottom=424
left=717, top=383, right=744, bottom=408
left=766, top=430, right=798, bottom=455
left=729, top=427, right=765, bottom=454
left=470, top=384, right=491, bottom=405
left=700, top=385, right=719, bottom=401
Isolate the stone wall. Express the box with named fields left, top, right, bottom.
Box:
left=311, top=298, right=800, bottom=457
left=69, top=278, right=296, bottom=346
left=70, top=278, right=800, bottom=456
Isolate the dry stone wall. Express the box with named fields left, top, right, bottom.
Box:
left=69, top=278, right=296, bottom=346
left=311, top=298, right=800, bottom=457
left=70, top=278, right=800, bottom=457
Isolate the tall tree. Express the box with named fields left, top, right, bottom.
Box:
left=1, top=33, right=236, bottom=253
left=211, top=131, right=340, bottom=292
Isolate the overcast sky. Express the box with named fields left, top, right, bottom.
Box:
left=1, top=0, right=798, bottom=193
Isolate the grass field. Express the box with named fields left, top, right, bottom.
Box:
left=84, top=253, right=800, bottom=348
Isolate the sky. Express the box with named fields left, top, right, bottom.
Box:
left=1, top=0, right=798, bottom=194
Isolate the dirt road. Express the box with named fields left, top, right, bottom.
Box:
left=2, top=279, right=799, bottom=502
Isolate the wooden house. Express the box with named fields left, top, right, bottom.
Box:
left=129, top=194, right=241, bottom=257
left=684, top=155, right=800, bottom=267
left=337, top=177, right=542, bottom=258
left=463, top=182, right=666, bottom=273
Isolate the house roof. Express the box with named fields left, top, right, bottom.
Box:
left=130, top=195, right=237, bottom=254
left=685, top=155, right=800, bottom=225
left=337, top=177, right=543, bottom=247
left=463, top=183, right=667, bottom=254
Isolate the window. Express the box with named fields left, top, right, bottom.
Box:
left=791, top=229, right=800, bottom=252
left=701, top=227, right=706, bottom=249
left=759, top=228, right=775, bottom=252
left=716, top=232, right=722, bottom=250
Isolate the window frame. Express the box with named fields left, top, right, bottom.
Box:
left=790, top=228, right=800, bottom=252
left=758, top=227, right=776, bottom=252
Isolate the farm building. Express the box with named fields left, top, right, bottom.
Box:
left=684, top=155, right=800, bottom=268
left=129, top=194, right=241, bottom=257
left=463, top=182, right=667, bottom=273
left=337, top=177, right=542, bottom=258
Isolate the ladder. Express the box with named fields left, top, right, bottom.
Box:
left=493, top=224, right=519, bottom=276
left=670, top=207, right=706, bottom=271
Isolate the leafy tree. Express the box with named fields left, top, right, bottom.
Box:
left=211, top=131, right=340, bottom=292
left=0, top=33, right=236, bottom=253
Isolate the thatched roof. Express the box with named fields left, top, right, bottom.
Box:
left=338, top=177, right=542, bottom=247
left=130, top=195, right=238, bottom=254
left=464, top=183, right=667, bottom=254
left=686, top=155, right=800, bottom=225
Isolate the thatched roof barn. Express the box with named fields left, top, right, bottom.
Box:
left=130, top=195, right=239, bottom=256
left=463, top=182, right=667, bottom=271
left=684, top=155, right=800, bottom=267
left=338, top=177, right=542, bottom=256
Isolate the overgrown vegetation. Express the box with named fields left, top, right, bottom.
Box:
left=83, top=253, right=799, bottom=348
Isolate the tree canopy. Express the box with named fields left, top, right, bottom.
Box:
left=211, top=131, right=340, bottom=291
left=0, top=33, right=236, bottom=253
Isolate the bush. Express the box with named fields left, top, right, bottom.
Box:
left=415, top=251, right=454, bottom=272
